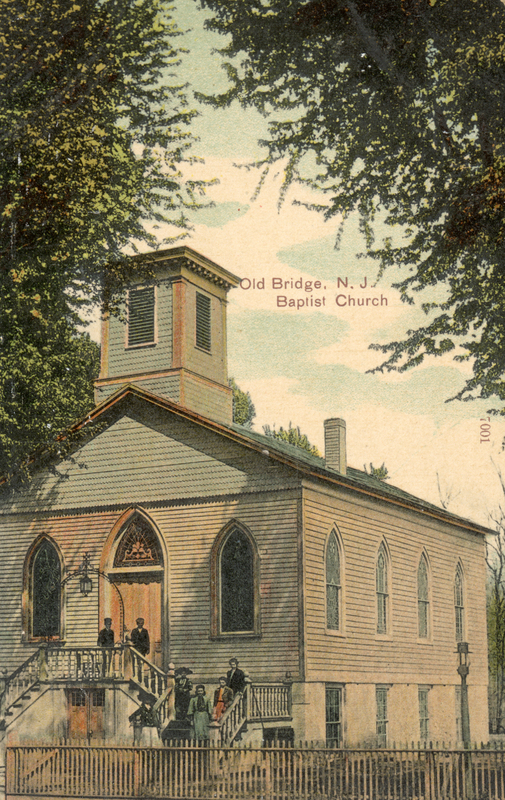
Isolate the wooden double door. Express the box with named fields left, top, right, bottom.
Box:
left=67, top=688, right=105, bottom=741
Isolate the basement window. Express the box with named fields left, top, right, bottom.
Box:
left=127, top=286, right=156, bottom=347
left=195, top=292, right=211, bottom=351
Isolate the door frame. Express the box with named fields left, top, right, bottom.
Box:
left=100, top=507, right=169, bottom=668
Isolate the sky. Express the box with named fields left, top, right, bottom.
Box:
left=101, top=0, right=505, bottom=528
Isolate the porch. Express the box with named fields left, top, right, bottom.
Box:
left=2, top=647, right=292, bottom=746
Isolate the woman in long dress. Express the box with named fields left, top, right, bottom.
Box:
left=188, top=685, right=213, bottom=740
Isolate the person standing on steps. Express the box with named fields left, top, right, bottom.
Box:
left=213, top=676, right=233, bottom=721
left=130, top=618, right=150, bottom=656
left=226, top=657, right=246, bottom=695
left=97, top=618, right=115, bottom=676
left=174, top=667, right=193, bottom=720
left=188, top=685, right=213, bottom=741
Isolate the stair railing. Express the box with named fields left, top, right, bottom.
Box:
left=126, top=646, right=168, bottom=698
left=3, top=650, right=41, bottom=718
left=218, top=686, right=249, bottom=745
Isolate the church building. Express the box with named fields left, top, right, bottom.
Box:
left=0, top=246, right=490, bottom=748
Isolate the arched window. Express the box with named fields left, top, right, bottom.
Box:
left=221, top=528, right=255, bottom=632
left=376, top=543, right=389, bottom=634
left=455, top=563, right=465, bottom=642
left=326, top=531, right=341, bottom=631
left=417, top=555, right=430, bottom=638
left=113, top=516, right=162, bottom=567
left=31, top=539, right=61, bottom=638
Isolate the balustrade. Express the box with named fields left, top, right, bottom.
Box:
left=45, top=647, right=125, bottom=682
left=126, top=647, right=167, bottom=698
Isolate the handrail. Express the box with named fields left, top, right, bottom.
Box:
left=216, top=682, right=292, bottom=745
left=45, top=647, right=125, bottom=682
left=3, top=650, right=40, bottom=717
left=218, top=687, right=248, bottom=745
left=126, top=646, right=168, bottom=699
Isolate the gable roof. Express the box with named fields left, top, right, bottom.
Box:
left=0, top=383, right=493, bottom=536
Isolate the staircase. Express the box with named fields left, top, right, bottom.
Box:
left=216, top=682, right=292, bottom=746
left=3, top=650, right=46, bottom=728
left=1, top=645, right=173, bottom=730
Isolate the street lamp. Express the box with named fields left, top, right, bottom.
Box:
left=457, top=641, right=471, bottom=745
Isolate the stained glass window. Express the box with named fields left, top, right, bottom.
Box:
left=376, top=544, right=388, bottom=634
left=418, top=556, right=429, bottom=638
left=326, top=531, right=341, bottom=630
left=455, top=564, right=464, bottom=642
left=114, top=518, right=162, bottom=567
left=221, top=528, right=254, bottom=632
left=32, top=539, right=61, bottom=638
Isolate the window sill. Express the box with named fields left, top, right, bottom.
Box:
left=125, top=341, right=157, bottom=350
left=195, top=345, right=212, bottom=355
left=210, top=632, right=261, bottom=641
left=325, top=629, right=346, bottom=638
left=375, top=633, right=393, bottom=642
left=416, top=638, right=433, bottom=645
left=24, top=638, right=65, bottom=646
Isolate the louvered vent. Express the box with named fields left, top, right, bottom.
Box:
left=196, top=292, right=211, bottom=351
left=128, top=286, right=155, bottom=346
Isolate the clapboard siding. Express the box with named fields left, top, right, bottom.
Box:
left=302, top=482, right=488, bottom=685
left=96, top=375, right=181, bottom=404
left=0, top=491, right=301, bottom=681
left=182, top=373, right=233, bottom=424
left=0, top=513, right=119, bottom=672
left=183, top=285, right=227, bottom=385
left=0, top=412, right=300, bottom=514
left=150, top=492, right=301, bottom=683
left=105, top=281, right=172, bottom=379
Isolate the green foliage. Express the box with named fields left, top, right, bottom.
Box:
left=229, top=378, right=256, bottom=428
left=0, top=0, right=204, bottom=477
left=263, top=422, right=321, bottom=457
left=487, top=522, right=505, bottom=733
left=364, top=463, right=390, bottom=481
left=198, top=0, right=505, bottom=407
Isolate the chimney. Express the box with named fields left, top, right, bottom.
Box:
left=324, top=418, right=347, bottom=475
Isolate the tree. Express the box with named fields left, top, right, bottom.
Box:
left=263, top=422, right=321, bottom=456
left=229, top=378, right=256, bottom=428
left=198, top=0, right=505, bottom=408
left=0, top=0, right=205, bottom=477
left=364, top=463, right=390, bottom=481
left=487, top=507, right=505, bottom=734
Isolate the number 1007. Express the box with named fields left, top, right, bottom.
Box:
left=480, top=418, right=491, bottom=443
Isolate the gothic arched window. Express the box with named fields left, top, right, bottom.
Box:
left=114, top=516, right=162, bottom=568
left=455, top=563, right=465, bottom=642
left=326, top=531, right=342, bottom=631
left=376, top=543, right=389, bottom=635
left=31, top=539, right=61, bottom=638
left=418, top=555, right=430, bottom=638
left=221, top=528, right=255, bottom=633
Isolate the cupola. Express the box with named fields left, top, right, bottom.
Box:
left=94, top=247, right=240, bottom=424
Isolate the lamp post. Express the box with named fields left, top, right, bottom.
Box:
left=62, top=553, right=126, bottom=640
left=457, top=641, right=471, bottom=746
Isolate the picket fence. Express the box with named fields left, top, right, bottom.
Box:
left=6, top=740, right=505, bottom=800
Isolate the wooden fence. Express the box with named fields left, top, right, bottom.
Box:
left=6, top=741, right=505, bottom=800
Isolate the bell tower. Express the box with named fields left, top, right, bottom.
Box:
left=94, top=247, right=240, bottom=425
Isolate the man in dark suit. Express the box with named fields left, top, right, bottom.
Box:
left=97, top=618, right=114, bottom=648
left=226, top=658, right=246, bottom=695
left=131, top=618, right=150, bottom=656
left=97, top=617, right=115, bottom=676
